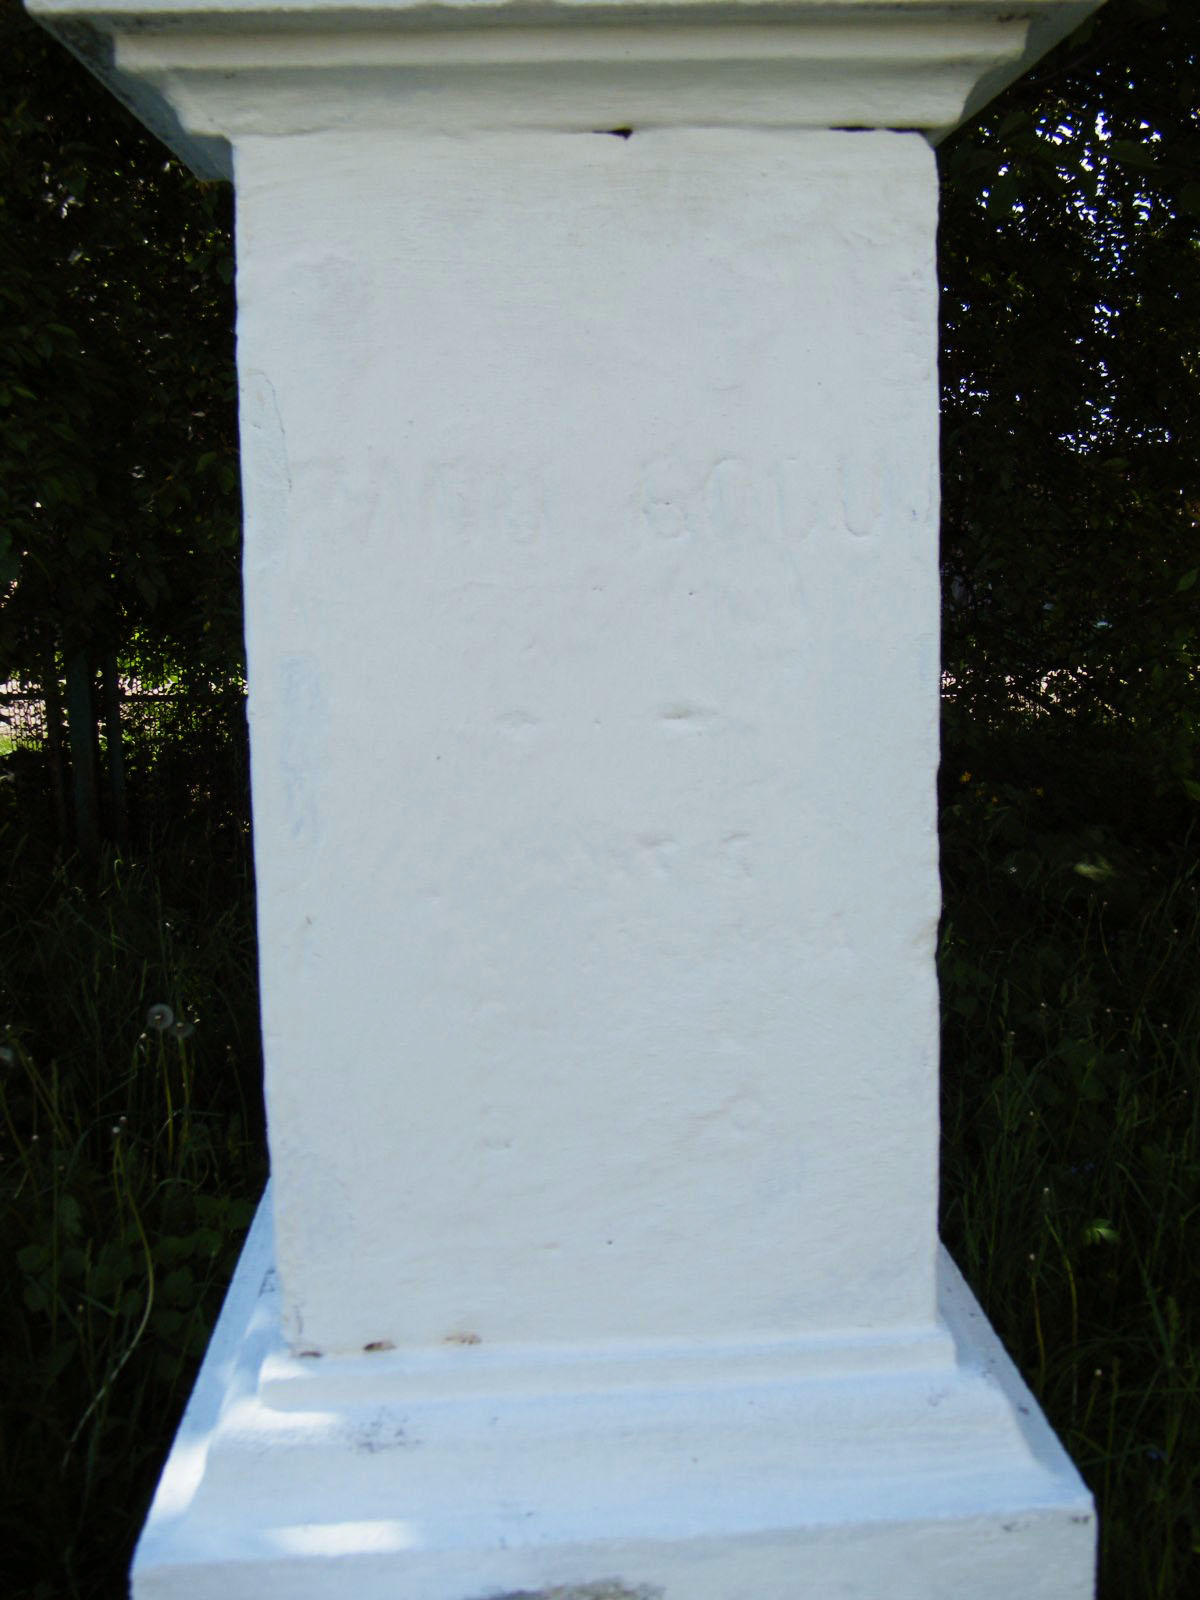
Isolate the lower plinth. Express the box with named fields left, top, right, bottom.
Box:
left=132, top=1191, right=1095, bottom=1600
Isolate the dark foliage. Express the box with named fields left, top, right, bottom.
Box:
left=0, top=0, right=240, bottom=681
left=940, top=0, right=1200, bottom=829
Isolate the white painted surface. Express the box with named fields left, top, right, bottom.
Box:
left=132, top=1191, right=1096, bottom=1599
left=234, top=125, right=942, bottom=1356
left=22, top=2, right=1104, bottom=1593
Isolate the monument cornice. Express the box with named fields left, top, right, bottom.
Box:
left=29, top=0, right=1101, bottom=177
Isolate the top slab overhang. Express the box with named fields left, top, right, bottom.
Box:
left=30, top=0, right=1104, bottom=178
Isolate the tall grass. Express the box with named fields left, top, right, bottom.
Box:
left=0, top=818, right=265, bottom=1600
left=940, top=771, right=1199, bottom=1600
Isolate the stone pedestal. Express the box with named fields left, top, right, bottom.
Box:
left=28, top=3, right=1103, bottom=1596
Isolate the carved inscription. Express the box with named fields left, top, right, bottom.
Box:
left=640, top=456, right=809, bottom=545
left=408, top=453, right=895, bottom=555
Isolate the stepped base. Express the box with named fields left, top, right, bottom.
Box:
left=133, top=1194, right=1094, bottom=1600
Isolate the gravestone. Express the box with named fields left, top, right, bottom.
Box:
left=29, top=3, right=1104, bottom=1596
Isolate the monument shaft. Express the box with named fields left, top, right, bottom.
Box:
left=240, top=126, right=942, bottom=1355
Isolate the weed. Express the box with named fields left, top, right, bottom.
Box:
left=941, top=773, right=1200, bottom=1600
left=0, top=821, right=265, bottom=1599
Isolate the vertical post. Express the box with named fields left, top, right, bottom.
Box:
left=101, top=653, right=128, bottom=851
left=65, top=648, right=98, bottom=858
left=41, top=642, right=69, bottom=847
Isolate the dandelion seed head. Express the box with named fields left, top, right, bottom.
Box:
left=147, top=1003, right=174, bottom=1031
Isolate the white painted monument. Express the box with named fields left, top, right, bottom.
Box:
left=30, top=3, right=1104, bottom=1596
